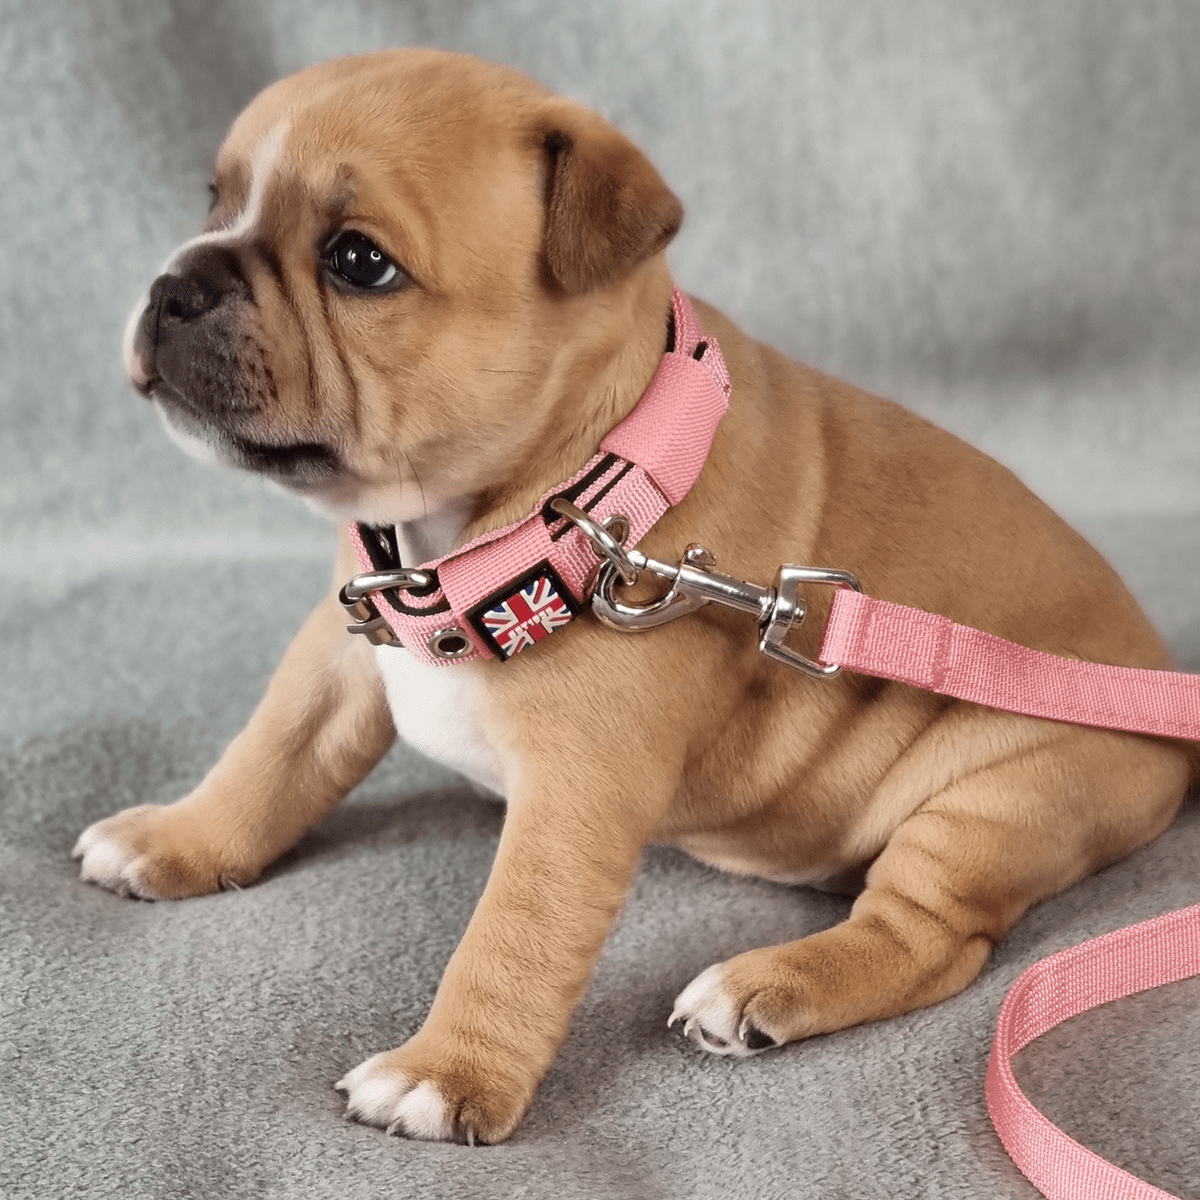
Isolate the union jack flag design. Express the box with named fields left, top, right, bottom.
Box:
left=471, top=565, right=577, bottom=660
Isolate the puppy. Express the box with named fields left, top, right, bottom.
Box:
left=74, top=48, right=1193, bottom=1144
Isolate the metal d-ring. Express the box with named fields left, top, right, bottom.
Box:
left=548, top=498, right=639, bottom=585
left=340, top=567, right=435, bottom=621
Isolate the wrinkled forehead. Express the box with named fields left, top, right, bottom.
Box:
left=206, top=66, right=542, bottom=277
left=212, top=95, right=429, bottom=225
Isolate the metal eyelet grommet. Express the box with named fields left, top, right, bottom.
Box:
left=428, top=628, right=474, bottom=660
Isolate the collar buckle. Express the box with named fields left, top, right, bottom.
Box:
left=340, top=568, right=436, bottom=645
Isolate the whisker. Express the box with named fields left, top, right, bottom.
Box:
left=404, top=449, right=429, bottom=528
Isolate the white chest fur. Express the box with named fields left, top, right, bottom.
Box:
left=365, top=506, right=507, bottom=798
left=373, top=645, right=505, bottom=796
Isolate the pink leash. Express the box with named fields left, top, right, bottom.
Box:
left=986, top=905, right=1200, bottom=1200
left=820, top=589, right=1200, bottom=741
left=819, top=588, right=1200, bottom=1199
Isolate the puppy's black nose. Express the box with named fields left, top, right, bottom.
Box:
left=148, top=272, right=210, bottom=324
left=146, top=246, right=246, bottom=340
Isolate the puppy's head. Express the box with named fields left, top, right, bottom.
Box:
left=126, top=50, right=682, bottom=523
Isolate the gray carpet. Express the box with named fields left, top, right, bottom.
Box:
left=2, top=2, right=1198, bottom=1197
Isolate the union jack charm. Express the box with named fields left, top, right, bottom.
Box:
left=468, top=562, right=580, bottom=661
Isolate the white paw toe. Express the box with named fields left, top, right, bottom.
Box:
left=669, top=963, right=774, bottom=1058
left=388, top=1080, right=455, bottom=1141
left=72, top=824, right=159, bottom=900
left=337, top=1053, right=410, bottom=1125
left=337, top=1056, right=455, bottom=1142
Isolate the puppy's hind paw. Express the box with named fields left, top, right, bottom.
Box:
left=669, top=963, right=781, bottom=1058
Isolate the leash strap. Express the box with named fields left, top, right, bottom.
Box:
left=986, top=904, right=1200, bottom=1199
left=818, top=589, right=1200, bottom=1196
left=820, top=588, right=1200, bottom=740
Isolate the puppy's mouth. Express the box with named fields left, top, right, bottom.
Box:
left=150, top=384, right=343, bottom=489
left=228, top=434, right=342, bottom=481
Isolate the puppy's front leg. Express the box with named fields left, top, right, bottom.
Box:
left=73, top=530, right=395, bottom=898
left=338, top=724, right=678, bottom=1145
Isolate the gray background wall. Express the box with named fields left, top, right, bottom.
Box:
left=6, top=1, right=1200, bottom=645
left=2, top=3, right=1198, bottom=1198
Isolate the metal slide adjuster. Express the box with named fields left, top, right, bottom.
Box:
left=552, top=503, right=861, bottom=678
left=339, top=567, right=435, bottom=648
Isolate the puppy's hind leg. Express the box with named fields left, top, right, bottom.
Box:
left=671, top=727, right=1188, bottom=1056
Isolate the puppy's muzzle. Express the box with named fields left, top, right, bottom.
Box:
left=130, top=246, right=340, bottom=486
left=133, top=246, right=254, bottom=412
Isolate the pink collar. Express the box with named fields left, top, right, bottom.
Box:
left=343, top=287, right=731, bottom=666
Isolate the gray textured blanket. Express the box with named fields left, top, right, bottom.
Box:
left=3, top=2, right=1197, bottom=1197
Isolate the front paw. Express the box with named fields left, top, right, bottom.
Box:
left=337, top=1033, right=537, bottom=1145
left=73, top=804, right=244, bottom=900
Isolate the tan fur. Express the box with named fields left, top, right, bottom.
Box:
left=80, top=49, right=1193, bottom=1143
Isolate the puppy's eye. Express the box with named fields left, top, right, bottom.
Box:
left=207, top=183, right=218, bottom=213
left=328, top=231, right=399, bottom=289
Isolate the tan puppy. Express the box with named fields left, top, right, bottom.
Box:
left=74, top=49, right=1193, bottom=1144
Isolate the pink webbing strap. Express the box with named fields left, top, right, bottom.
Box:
left=819, top=589, right=1200, bottom=740
left=818, top=588, right=1200, bottom=1196
left=986, top=904, right=1200, bottom=1199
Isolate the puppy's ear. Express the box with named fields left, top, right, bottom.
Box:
left=538, top=102, right=683, bottom=294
